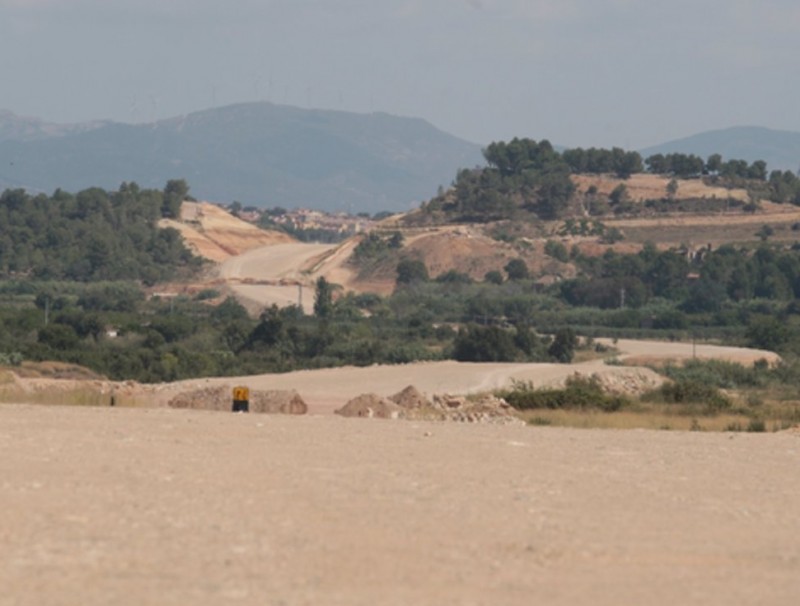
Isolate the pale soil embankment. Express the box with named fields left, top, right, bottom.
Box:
left=1, top=404, right=799, bottom=606
left=160, top=202, right=293, bottom=263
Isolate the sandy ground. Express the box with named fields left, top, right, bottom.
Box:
left=141, top=339, right=780, bottom=414
left=1, top=404, right=799, bottom=606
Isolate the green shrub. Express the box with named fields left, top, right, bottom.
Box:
left=544, top=240, right=569, bottom=262
left=453, top=324, right=519, bottom=362
left=499, top=375, right=628, bottom=412
left=0, top=352, right=23, bottom=366
left=659, top=359, right=765, bottom=389
left=484, top=270, right=504, bottom=285
left=195, top=288, right=221, bottom=301
left=646, top=379, right=731, bottom=414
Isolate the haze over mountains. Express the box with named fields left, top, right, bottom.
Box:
left=0, top=103, right=484, bottom=214
left=1, top=103, right=799, bottom=213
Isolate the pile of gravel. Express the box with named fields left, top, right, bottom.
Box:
left=337, top=385, right=522, bottom=424
left=334, top=393, right=403, bottom=419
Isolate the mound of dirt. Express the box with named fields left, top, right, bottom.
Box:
left=250, top=390, right=308, bottom=414
left=168, top=386, right=307, bottom=414
left=531, top=368, right=665, bottom=397
left=587, top=369, right=665, bottom=396
left=338, top=387, right=522, bottom=425
left=389, top=385, right=430, bottom=409
left=335, top=394, right=404, bottom=419
left=431, top=393, right=524, bottom=425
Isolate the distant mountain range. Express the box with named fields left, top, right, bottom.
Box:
left=0, top=109, right=110, bottom=142
left=2, top=106, right=799, bottom=213
left=640, top=126, right=800, bottom=173
left=0, top=103, right=484, bottom=213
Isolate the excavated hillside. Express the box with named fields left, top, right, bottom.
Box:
left=347, top=225, right=576, bottom=293
left=160, top=201, right=294, bottom=263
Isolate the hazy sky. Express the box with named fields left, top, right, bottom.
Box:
left=2, top=0, right=799, bottom=149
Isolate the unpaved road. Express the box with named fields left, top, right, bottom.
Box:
left=2, top=404, right=799, bottom=606
left=218, top=242, right=338, bottom=314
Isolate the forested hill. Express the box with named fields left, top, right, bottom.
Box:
left=413, top=138, right=800, bottom=225
left=0, top=103, right=484, bottom=213
left=0, top=181, right=201, bottom=282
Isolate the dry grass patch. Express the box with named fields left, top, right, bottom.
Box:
left=9, top=361, right=106, bottom=380
left=572, top=173, right=751, bottom=203
left=0, top=384, right=112, bottom=407
left=521, top=408, right=755, bottom=431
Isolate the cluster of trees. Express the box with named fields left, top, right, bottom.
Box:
left=419, top=137, right=800, bottom=225
left=644, top=153, right=706, bottom=178
left=423, top=138, right=575, bottom=221
left=767, top=170, right=800, bottom=203
left=562, top=147, right=644, bottom=178
left=0, top=180, right=200, bottom=282
left=352, top=231, right=404, bottom=261
left=452, top=324, right=577, bottom=363
left=558, top=242, right=800, bottom=317
left=561, top=149, right=775, bottom=182
left=644, top=153, right=769, bottom=181
left=0, top=280, right=440, bottom=382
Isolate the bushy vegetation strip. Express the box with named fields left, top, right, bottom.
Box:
left=498, top=375, right=629, bottom=413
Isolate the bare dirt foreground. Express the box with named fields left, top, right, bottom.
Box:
left=1, top=405, right=799, bottom=606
